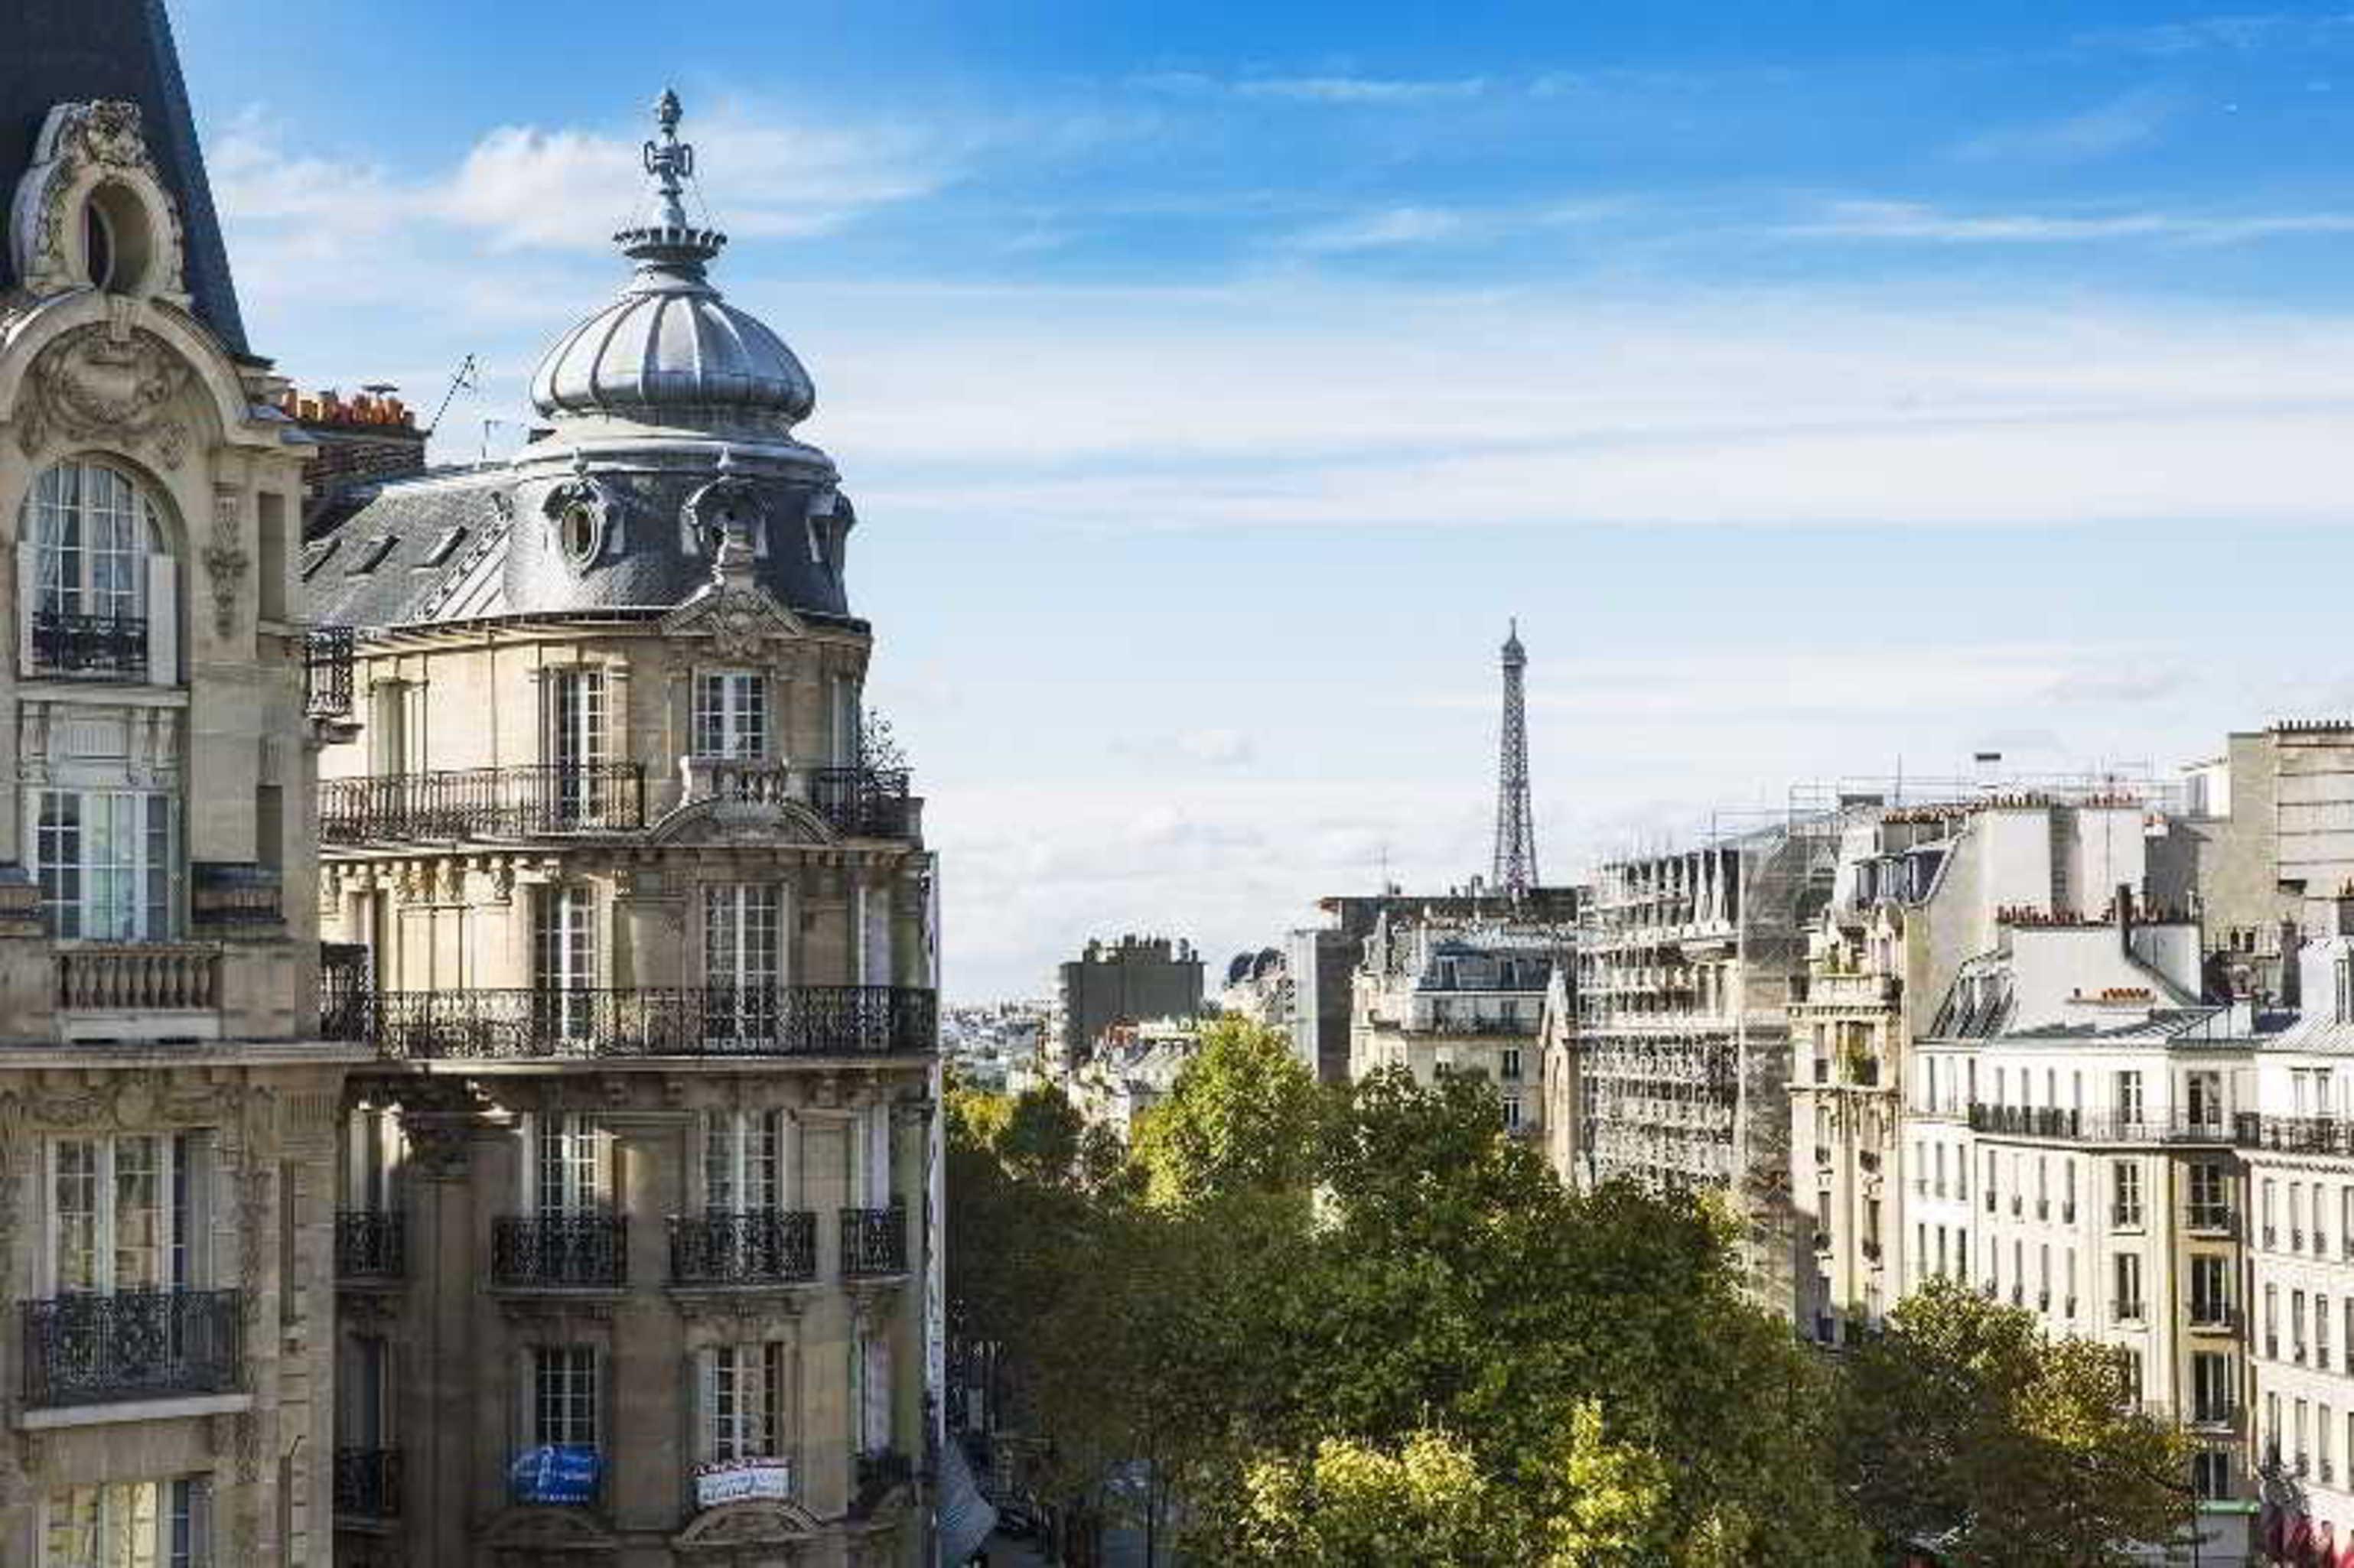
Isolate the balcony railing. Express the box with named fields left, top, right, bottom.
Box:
left=1967, top=1104, right=2235, bottom=1144
left=31, top=610, right=148, bottom=678
left=851, top=1449, right=914, bottom=1518
left=2235, top=1114, right=2354, bottom=1156
left=335, top=1210, right=405, bottom=1280
left=669, top=1210, right=817, bottom=1285
left=491, top=1215, right=627, bottom=1289
left=304, top=626, right=354, bottom=718
left=56, top=945, right=219, bottom=1011
left=347, top=985, right=937, bottom=1061
left=319, top=763, right=646, bottom=843
left=2186, top=1205, right=2237, bottom=1236
left=841, top=1204, right=908, bottom=1277
left=807, top=768, right=917, bottom=840
left=2188, top=1302, right=2239, bottom=1332
left=334, top=1446, right=402, bottom=1520
left=2190, top=1401, right=2240, bottom=1429
left=22, top=1288, right=242, bottom=1407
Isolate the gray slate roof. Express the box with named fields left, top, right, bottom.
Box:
left=1, top=0, right=248, bottom=355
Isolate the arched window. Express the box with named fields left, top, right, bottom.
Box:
left=18, top=458, right=172, bottom=682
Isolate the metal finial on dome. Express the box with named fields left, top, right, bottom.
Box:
left=614, top=87, right=725, bottom=272
left=643, top=88, right=694, bottom=231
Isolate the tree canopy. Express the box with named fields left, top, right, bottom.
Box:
left=949, top=1026, right=2193, bottom=1566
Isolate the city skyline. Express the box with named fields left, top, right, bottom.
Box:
left=180, top=0, right=2354, bottom=997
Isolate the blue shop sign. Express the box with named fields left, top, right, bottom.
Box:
left=510, top=1445, right=601, bottom=1505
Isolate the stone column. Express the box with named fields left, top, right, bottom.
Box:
left=603, top=1109, right=691, bottom=1534
left=400, top=1095, right=506, bottom=1568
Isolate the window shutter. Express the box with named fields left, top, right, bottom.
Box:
left=15, top=539, right=34, bottom=673
left=145, top=555, right=175, bottom=685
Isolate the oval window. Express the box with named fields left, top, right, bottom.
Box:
left=560, top=502, right=600, bottom=566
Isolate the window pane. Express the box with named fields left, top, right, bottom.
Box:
left=54, top=1140, right=99, bottom=1292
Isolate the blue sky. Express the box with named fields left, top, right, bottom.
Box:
left=177, top=2, right=2354, bottom=997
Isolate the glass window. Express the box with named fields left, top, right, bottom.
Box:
left=532, top=1114, right=607, bottom=1216
left=43, top=1476, right=209, bottom=1568
left=701, top=1341, right=787, bottom=1465
left=693, top=672, right=767, bottom=760
left=702, top=1110, right=784, bottom=1212
left=32, top=790, right=176, bottom=941
left=532, top=1345, right=598, bottom=1449
left=2113, top=1252, right=2142, bottom=1319
left=25, top=459, right=158, bottom=626
left=49, top=1134, right=203, bottom=1294
left=703, top=884, right=783, bottom=1043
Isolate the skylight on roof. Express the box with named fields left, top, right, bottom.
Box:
left=418, top=526, right=467, bottom=568
left=347, top=535, right=398, bottom=576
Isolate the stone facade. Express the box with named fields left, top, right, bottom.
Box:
left=0, top=69, right=358, bottom=1568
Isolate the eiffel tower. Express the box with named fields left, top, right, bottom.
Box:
left=1492, top=620, right=1538, bottom=896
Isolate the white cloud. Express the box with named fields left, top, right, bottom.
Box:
left=793, top=278, right=2354, bottom=529
left=1792, top=198, right=2354, bottom=245
left=217, top=99, right=947, bottom=261
left=1952, top=92, right=2183, bottom=163
left=1234, top=75, right=1488, bottom=106
left=1282, top=205, right=1464, bottom=252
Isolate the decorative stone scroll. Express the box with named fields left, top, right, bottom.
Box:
left=204, top=485, right=248, bottom=638
left=14, top=320, right=190, bottom=464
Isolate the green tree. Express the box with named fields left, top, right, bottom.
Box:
left=1838, top=1277, right=2198, bottom=1567
left=1128, top=1016, right=1324, bottom=1207
left=1230, top=1409, right=1677, bottom=1568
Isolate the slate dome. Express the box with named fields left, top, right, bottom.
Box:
left=526, top=91, right=815, bottom=432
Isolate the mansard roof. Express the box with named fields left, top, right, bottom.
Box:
left=1, top=0, right=247, bottom=355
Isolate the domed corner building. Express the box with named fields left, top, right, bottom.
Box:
left=307, top=94, right=943, bottom=1568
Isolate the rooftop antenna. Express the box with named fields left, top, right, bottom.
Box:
left=426, top=353, right=479, bottom=436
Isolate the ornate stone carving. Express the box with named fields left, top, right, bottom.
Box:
left=10, top=100, right=188, bottom=301
left=480, top=1503, right=622, bottom=1561
left=204, top=486, right=248, bottom=638
left=542, top=453, right=624, bottom=575
left=236, top=1165, right=272, bottom=1293
left=14, top=321, right=191, bottom=463
left=672, top=1290, right=809, bottom=1330
left=672, top=1498, right=822, bottom=1556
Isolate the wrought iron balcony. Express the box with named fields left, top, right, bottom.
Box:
left=851, top=1449, right=914, bottom=1517
left=2236, top=1114, right=2354, bottom=1156
left=2190, top=1400, right=2239, bottom=1429
left=304, top=626, right=355, bottom=717
left=807, top=767, right=917, bottom=840
left=334, top=1446, right=402, bottom=1520
left=2188, top=1301, right=2239, bottom=1332
left=1967, top=1104, right=2235, bottom=1145
left=335, top=1210, right=405, bottom=1280
left=319, top=763, right=646, bottom=843
left=669, top=1209, right=817, bottom=1285
left=491, top=1214, right=627, bottom=1289
left=21, top=1288, right=242, bottom=1407
left=31, top=610, right=148, bottom=678
left=350, top=984, right=937, bottom=1062
left=841, top=1204, right=908, bottom=1277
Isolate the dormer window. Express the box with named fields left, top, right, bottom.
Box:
left=18, top=459, right=174, bottom=684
